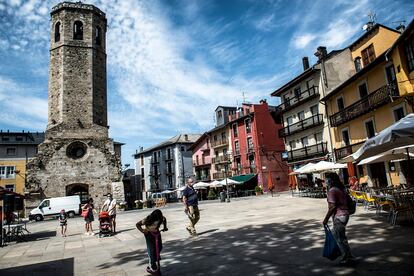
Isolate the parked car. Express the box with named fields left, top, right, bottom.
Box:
left=29, top=195, right=81, bottom=221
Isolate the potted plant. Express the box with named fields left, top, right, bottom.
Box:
left=255, top=185, right=263, bottom=196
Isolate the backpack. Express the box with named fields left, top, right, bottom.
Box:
left=346, top=192, right=356, bottom=215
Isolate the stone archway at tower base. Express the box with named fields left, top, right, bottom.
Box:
left=66, top=183, right=89, bottom=204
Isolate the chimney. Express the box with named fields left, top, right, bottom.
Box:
left=184, top=134, right=189, bottom=141
left=314, top=46, right=327, bottom=61
left=140, top=146, right=143, bottom=152
left=302, top=57, right=309, bottom=70
left=396, top=23, right=405, bottom=33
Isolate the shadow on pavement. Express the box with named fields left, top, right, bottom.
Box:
left=0, top=257, right=74, bottom=276
left=26, top=231, right=57, bottom=242
left=97, top=215, right=414, bottom=275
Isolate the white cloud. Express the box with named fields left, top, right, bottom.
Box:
left=293, top=34, right=317, bottom=49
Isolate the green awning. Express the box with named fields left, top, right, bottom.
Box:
left=231, top=174, right=256, bottom=183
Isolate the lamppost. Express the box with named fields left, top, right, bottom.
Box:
left=223, top=153, right=232, bottom=203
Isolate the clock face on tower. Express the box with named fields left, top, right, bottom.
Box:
left=66, top=141, right=88, bottom=159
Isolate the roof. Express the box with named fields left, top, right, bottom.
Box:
left=321, top=51, right=387, bottom=101
left=349, top=24, right=399, bottom=50
left=271, top=67, right=319, bottom=96
left=188, top=133, right=209, bottom=151
left=214, top=106, right=237, bottom=111
left=0, top=131, right=45, bottom=145
left=386, top=19, right=414, bottom=58
left=134, top=134, right=201, bottom=156
left=114, top=141, right=125, bottom=146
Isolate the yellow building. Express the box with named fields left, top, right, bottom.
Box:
left=322, top=23, right=414, bottom=188
left=0, top=131, right=44, bottom=195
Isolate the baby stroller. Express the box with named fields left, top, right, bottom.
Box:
left=98, top=211, right=112, bottom=237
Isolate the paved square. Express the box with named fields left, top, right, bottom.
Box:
left=1, top=194, right=414, bottom=275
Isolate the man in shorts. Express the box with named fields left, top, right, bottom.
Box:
left=182, top=178, right=200, bottom=236
left=102, top=193, right=117, bottom=233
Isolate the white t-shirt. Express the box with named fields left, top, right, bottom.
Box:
left=103, top=198, right=117, bottom=215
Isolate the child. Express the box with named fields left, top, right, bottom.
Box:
left=58, top=209, right=67, bottom=237
left=136, top=209, right=168, bottom=275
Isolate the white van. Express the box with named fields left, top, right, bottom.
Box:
left=29, top=195, right=81, bottom=221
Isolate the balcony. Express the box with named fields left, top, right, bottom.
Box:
left=282, top=142, right=328, bottom=163
left=196, top=175, right=211, bottom=181
left=213, top=171, right=232, bottom=179
left=212, top=156, right=229, bottom=164
left=211, top=139, right=228, bottom=148
left=334, top=141, right=365, bottom=161
left=164, top=170, right=174, bottom=175
left=229, top=109, right=252, bottom=121
left=246, top=147, right=255, bottom=154
left=193, top=160, right=211, bottom=167
left=330, top=84, right=399, bottom=127
left=275, top=86, right=319, bottom=114
left=164, top=156, right=173, bottom=161
left=279, top=114, right=323, bottom=138
left=234, top=149, right=241, bottom=156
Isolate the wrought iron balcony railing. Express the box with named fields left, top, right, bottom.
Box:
left=275, top=86, right=319, bottom=114
left=211, top=139, right=228, bottom=148
left=279, top=114, right=323, bottom=138
left=193, top=160, right=211, bottom=167
left=212, top=156, right=230, bottom=164
left=213, top=171, right=232, bottom=179
left=334, top=141, right=365, bottom=161
left=330, top=84, right=399, bottom=127
left=282, top=142, right=328, bottom=163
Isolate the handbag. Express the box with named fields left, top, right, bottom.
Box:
left=81, top=208, right=89, bottom=218
left=322, top=224, right=342, bottom=261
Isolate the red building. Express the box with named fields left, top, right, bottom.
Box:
left=229, top=100, right=288, bottom=192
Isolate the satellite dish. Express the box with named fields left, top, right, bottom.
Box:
left=362, top=24, right=368, bottom=31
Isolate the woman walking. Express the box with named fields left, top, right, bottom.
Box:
left=82, top=198, right=96, bottom=235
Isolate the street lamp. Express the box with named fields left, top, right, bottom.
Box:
left=223, top=153, right=232, bottom=203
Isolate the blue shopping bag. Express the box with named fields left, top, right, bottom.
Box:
left=322, top=224, right=342, bottom=261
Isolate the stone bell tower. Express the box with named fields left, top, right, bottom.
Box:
left=26, top=2, right=122, bottom=208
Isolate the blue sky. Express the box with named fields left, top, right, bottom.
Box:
left=0, top=0, right=413, bottom=166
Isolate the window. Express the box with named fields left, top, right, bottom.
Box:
left=310, top=105, right=319, bottom=115
left=301, top=136, right=309, bottom=147
left=140, top=155, right=144, bottom=166
left=341, top=129, right=350, bottom=146
left=245, top=118, right=251, bottom=134
left=0, top=166, right=15, bottom=179
left=393, top=106, right=405, bottom=122
left=196, top=155, right=199, bottom=165
left=289, top=140, right=296, bottom=150
left=54, top=22, right=61, bottom=42
left=286, top=116, right=293, bottom=126
left=73, top=21, right=83, bottom=40
left=361, top=44, right=376, bottom=67
left=365, top=119, right=376, bottom=138
left=294, top=87, right=301, bottom=98
left=221, top=132, right=226, bottom=141
left=167, top=162, right=172, bottom=173
left=217, top=110, right=223, bottom=122
left=40, top=200, right=50, bottom=208
left=247, top=137, right=253, bottom=150
left=158, top=151, right=161, bottom=158
left=337, top=97, right=345, bottom=111
left=354, top=57, right=362, bottom=72
left=314, top=132, right=323, bottom=143
left=1, top=136, right=9, bottom=141
left=168, top=175, right=173, bottom=187
left=153, top=152, right=157, bottom=162
left=405, top=35, right=414, bottom=72
left=283, top=94, right=290, bottom=106
left=153, top=165, right=158, bottom=175
left=5, top=184, right=15, bottom=192
left=167, top=148, right=171, bottom=159
left=181, top=146, right=185, bottom=152
left=95, top=26, right=102, bottom=45
left=15, top=136, right=23, bottom=141
left=213, top=135, right=217, bottom=142
left=234, top=141, right=240, bottom=154
left=358, top=165, right=364, bottom=175
left=141, top=168, right=144, bottom=177
left=358, top=82, right=368, bottom=98
left=232, top=123, right=238, bottom=138
left=6, top=148, right=16, bottom=156
left=388, top=161, right=396, bottom=172
left=306, top=79, right=314, bottom=90
left=297, top=111, right=305, bottom=121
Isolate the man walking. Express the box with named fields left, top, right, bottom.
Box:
left=101, top=193, right=117, bottom=234
left=182, top=178, right=200, bottom=236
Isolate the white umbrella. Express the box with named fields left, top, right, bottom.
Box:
left=193, top=181, right=210, bottom=189
left=292, top=163, right=316, bottom=174
left=209, top=180, right=224, bottom=188
left=308, top=161, right=347, bottom=173
left=358, top=151, right=414, bottom=165
left=352, top=113, right=414, bottom=162
left=218, top=178, right=241, bottom=185
left=161, top=190, right=175, bottom=194
left=175, top=186, right=187, bottom=192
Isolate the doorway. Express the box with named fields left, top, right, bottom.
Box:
left=368, top=163, right=388, bottom=188
left=66, top=183, right=89, bottom=203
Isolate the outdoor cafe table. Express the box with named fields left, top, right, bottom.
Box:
left=2, top=223, right=29, bottom=243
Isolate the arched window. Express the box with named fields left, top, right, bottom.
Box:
left=73, top=21, right=83, bottom=40
left=54, top=22, right=61, bottom=42
left=95, top=26, right=102, bottom=45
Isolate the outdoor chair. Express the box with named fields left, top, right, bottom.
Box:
left=390, top=193, right=414, bottom=226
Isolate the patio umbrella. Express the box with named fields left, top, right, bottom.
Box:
left=352, top=113, right=414, bottom=162
left=357, top=151, right=414, bottom=165
left=209, top=180, right=223, bottom=188
left=308, top=161, right=347, bottom=173
left=193, top=181, right=210, bottom=189
left=218, top=178, right=241, bottom=185
left=292, top=163, right=316, bottom=174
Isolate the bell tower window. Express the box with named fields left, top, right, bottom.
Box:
left=95, top=26, right=102, bottom=45
left=73, top=21, right=83, bottom=40
left=54, top=22, right=61, bottom=42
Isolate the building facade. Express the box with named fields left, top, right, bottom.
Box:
left=134, top=134, right=200, bottom=198
left=0, top=131, right=45, bottom=195
left=26, top=2, right=122, bottom=208
left=229, top=101, right=288, bottom=191
left=190, top=133, right=212, bottom=182
left=271, top=48, right=354, bottom=176
left=322, top=23, right=413, bottom=187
